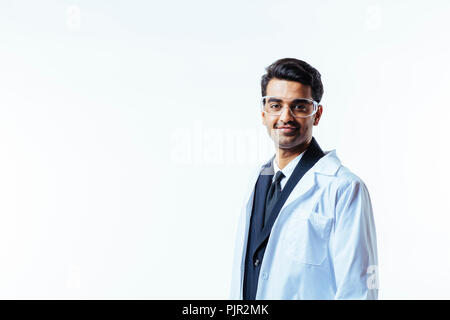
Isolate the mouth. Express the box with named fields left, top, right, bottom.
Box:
left=276, top=126, right=298, bottom=134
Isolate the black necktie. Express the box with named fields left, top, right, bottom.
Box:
left=263, top=170, right=285, bottom=228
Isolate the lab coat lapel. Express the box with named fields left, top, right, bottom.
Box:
left=252, top=137, right=325, bottom=255
left=283, top=149, right=342, bottom=210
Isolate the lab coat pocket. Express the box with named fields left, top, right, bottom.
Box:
left=281, top=210, right=332, bottom=266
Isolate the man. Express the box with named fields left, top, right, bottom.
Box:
left=230, top=58, right=378, bottom=300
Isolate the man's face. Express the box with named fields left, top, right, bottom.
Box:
left=262, top=78, right=323, bottom=150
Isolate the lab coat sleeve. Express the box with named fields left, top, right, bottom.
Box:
left=330, top=179, right=379, bottom=299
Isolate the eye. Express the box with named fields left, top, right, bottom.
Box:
left=269, top=103, right=281, bottom=109
left=293, top=105, right=307, bottom=110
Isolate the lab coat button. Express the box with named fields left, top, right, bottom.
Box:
left=254, top=259, right=260, bottom=267
left=262, top=272, right=268, bottom=280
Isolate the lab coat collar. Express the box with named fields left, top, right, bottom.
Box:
left=280, top=149, right=341, bottom=210
left=247, top=142, right=342, bottom=225
left=252, top=145, right=341, bottom=225
left=258, top=149, right=341, bottom=208
left=260, top=148, right=341, bottom=178
left=311, top=149, right=341, bottom=176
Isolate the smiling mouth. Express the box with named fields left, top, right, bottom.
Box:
left=276, top=126, right=298, bottom=134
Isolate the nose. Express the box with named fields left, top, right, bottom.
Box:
left=278, top=105, right=294, bottom=123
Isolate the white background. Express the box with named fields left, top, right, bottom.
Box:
left=1, top=0, right=449, bottom=299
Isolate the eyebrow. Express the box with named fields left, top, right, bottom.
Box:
left=291, top=98, right=311, bottom=103
left=267, top=97, right=310, bottom=103
left=267, top=97, right=283, bottom=103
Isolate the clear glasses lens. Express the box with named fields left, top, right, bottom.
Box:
left=262, top=97, right=316, bottom=117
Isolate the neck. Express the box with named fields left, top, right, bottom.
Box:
left=276, top=138, right=312, bottom=170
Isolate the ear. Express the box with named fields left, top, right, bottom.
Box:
left=262, top=111, right=266, bottom=125
left=313, top=105, right=323, bottom=126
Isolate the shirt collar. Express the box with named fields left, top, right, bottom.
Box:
left=272, top=151, right=305, bottom=183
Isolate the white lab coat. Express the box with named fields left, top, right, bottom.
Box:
left=230, top=150, right=379, bottom=299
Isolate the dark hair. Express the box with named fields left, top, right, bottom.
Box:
left=261, top=58, right=324, bottom=102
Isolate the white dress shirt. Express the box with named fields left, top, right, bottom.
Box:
left=272, top=151, right=305, bottom=190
